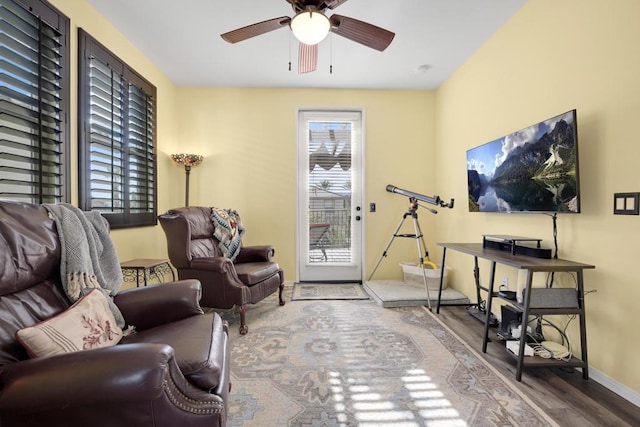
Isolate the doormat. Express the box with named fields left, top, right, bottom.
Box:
left=291, top=283, right=369, bottom=301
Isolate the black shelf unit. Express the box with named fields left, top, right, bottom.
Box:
left=436, top=242, right=594, bottom=381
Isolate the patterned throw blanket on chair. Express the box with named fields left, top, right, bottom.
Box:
left=210, top=207, right=245, bottom=261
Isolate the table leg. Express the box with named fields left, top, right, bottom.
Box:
left=516, top=269, right=534, bottom=381
left=473, top=257, right=481, bottom=310
left=436, top=248, right=447, bottom=314
left=481, top=261, right=497, bottom=353
left=577, top=269, right=589, bottom=379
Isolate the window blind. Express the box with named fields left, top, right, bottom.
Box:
left=0, top=0, right=69, bottom=203
left=127, top=82, right=155, bottom=214
left=87, top=55, right=124, bottom=213
left=79, top=28, right=156, bottom=228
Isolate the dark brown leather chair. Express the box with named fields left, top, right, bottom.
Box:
left=0, top=201, right=230, bottom=427
left=158, top=206, right=285, bottom=335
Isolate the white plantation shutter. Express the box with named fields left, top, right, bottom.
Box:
left=79, top=29, right=156, bottom=228
left=0, top=0, right=70, bottom=203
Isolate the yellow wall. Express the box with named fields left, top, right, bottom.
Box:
left=174, top=88, right=436, bottom=279
left=48, top=0, right=180, bottom=261
left=435, top=0, right=640, bottom=394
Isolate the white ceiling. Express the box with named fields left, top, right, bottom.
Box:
left=85, top=0, right=527, bottom=90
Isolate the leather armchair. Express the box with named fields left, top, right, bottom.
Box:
left=0, top=201, right=230, bottom=427
left=158, top=206, right=285, bottom=335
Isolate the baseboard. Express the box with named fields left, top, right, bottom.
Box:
left=578, top=367, right=640, bottom=408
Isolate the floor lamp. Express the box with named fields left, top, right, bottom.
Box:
left=171, top=153, right=203, bottom=206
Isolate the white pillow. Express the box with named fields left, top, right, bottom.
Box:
left=16, top=289, right=123, bottom=358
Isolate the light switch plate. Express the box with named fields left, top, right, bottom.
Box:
left=614, top=192, right=639, bottom=215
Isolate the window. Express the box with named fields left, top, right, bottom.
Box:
left=78, top=28, right=157, bottom=228
left=0, top=0, right=70, bottom=203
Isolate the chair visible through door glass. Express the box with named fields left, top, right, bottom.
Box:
left=309, top=223, right=331, bottom=262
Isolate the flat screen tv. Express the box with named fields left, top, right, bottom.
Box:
left=467, top=109, right=580, bottom=213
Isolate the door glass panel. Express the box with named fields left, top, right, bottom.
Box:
left=307, top=121, right=352, bottom=264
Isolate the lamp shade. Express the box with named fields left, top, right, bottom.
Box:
left=290, top=11, right=330, bottom=45
left=171, top=153, right=203, bottom=168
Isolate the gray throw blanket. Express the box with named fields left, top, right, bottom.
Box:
left=44, top=203, right=125, bottom=328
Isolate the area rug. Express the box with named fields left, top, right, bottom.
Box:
left=219, top=286, right=559, bottom=427
left=291, top=282, right=369, bottom=300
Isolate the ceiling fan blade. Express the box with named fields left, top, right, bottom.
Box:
left=298, top=42, right=318, bottom=74
left=324, top=0, right=350, bottom=9
left=221, top=17, right=291, bottom=43
left=329, top=14, right=395, bottom=51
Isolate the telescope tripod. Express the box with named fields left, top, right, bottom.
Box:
left=367, top=198, right=437, bottom=311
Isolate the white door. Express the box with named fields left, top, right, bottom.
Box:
left=297, top=109, right=364, bottom=282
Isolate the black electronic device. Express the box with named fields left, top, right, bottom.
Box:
left=498, top=290, right=517, bottom=300
left=483, top=235, right=542, bottom=254
left=468, top=306, right=499, bottom=327
left=467, top=109, right=581, bottom=213
left=498, top=305, right=522, bottom=340
left=482, top=235, right=552, bottom=259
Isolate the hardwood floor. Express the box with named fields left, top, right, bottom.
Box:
left=434, top=305, right=640, bottom=426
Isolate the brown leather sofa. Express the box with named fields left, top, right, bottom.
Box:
left=0, top=201, right=230, bottom=427
left=158, top=207, right=285, bottom=335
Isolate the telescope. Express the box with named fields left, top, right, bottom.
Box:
left=386, top=184, right=454, bottom=209
left=368, top=185, right=455, bottom=308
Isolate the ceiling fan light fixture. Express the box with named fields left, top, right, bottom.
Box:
left=290, top=11, right=330, bottom=45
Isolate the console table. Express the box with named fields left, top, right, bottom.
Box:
left=436, top=242, right=595, bottom=381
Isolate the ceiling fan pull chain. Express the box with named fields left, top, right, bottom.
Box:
left=288, top=31, right=292, bottom=71
left=329, top=33, right=333, bottom=74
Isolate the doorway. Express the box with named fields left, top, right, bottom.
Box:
left=297, top=110, right=364, bottom=282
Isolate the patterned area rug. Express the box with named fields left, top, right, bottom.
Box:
left=219, top=285, right=558, bottom=427
left=291, top=282, right=369, bottom=300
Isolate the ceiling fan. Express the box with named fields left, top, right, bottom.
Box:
left=220, top=0, right=395, bottom=73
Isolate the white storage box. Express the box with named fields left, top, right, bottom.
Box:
left=400, top=262, right=451, bottom=291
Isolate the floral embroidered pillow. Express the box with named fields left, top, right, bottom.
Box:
left=16, top=289, right=123, bottom=358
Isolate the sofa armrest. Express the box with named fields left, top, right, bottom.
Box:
left=0, top=344, right=168, bottom=411
left=0, top=343, right=225, bottom=423
left=235, top=245, right=275, bottom=263
left=114, top=280, right=204, bottom=331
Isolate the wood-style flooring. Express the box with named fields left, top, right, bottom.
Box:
left=434, top=305, right=640, bottom=426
